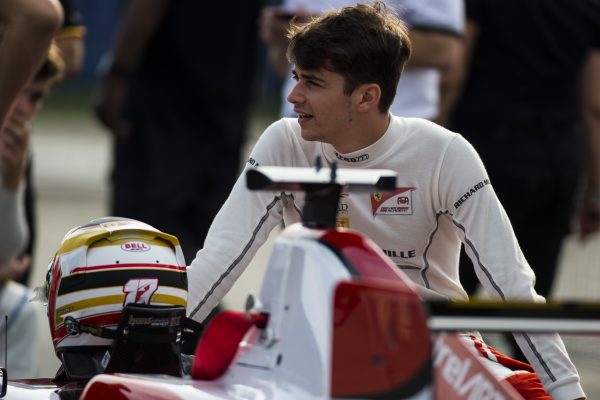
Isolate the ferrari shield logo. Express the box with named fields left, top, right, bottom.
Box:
left=371, top=188, right=416, bottom=216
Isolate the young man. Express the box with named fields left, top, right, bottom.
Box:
left=187, top=2, right=585, bottom=399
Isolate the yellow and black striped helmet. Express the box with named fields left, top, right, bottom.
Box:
left=45, top=217, right=188, bottom=378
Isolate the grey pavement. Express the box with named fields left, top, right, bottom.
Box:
left=24, top=106, right=600, bottom=396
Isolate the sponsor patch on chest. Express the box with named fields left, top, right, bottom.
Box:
left=371, top=188, right=416, bottom=216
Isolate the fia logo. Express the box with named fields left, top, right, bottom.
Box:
left=123, top=278, right=158, bottom=305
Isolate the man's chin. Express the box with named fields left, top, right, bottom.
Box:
left=300, top=129, right=320, bottom=142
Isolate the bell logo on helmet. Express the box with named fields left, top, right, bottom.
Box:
left=123, top=278, right=159, bottom=305
left=121, top=241, right=151, bottom=252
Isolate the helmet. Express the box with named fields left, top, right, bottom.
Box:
left=45, top=217, right=189, bottom=381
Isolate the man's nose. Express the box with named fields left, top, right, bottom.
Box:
left=286, top=82, right=304, bottom=105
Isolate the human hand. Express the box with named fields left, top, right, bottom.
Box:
left=0, top=116, right=30, bottom=191
left=260, top=6, right=292, bottom=48
left=260, top=6, right=313, bottom=78
left=93, top=73, right=131, bottom=140
left=260, top=6, right=312, bottom=49
left=0, top=255, right=31, bottom=283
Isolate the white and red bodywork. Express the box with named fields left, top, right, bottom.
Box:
left=5, top=222, right=521, bottom=399
left=5, top=165, right=524, bottom=399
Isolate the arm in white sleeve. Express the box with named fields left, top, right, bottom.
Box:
left=393, top=0, right=464, bottom=70
left=439, top=135, right=585, bottom=400
left=187, top=120, right=298, bottom=323
left=439, top=135, right=539, bottom=302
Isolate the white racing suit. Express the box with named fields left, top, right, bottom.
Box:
left=188, top=116, right=585, bottom=399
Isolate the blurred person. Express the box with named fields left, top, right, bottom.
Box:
left=94, top=0, right=262, bottom=265
left=0, top=0, right=63, bottom=271
left=0, top=45, right=65, bottom=378
left=0, top=0, right=62, bottom=279
left=260, top=0, right=464, bottom=122
left=448, top=0, right=600, bottom=363
left=13, top=44, right=66, bottom=286
left=448, top=1, right=600, bottom=304
left=188, top=3, right=585, bottom=398
left=17, top=0, right=86, bottom=286
left=0, top=0, right=63, bottom=133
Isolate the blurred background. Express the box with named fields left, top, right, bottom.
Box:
left=7, top=0, right=600, bottom=397
left=24, top=0, right=284, bottom=380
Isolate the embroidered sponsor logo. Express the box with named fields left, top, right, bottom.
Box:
left=247, top=157, right=260, bottom=167
left=121, top=241, right=150, bottom=252
left=336, top=193, right=350, bottom=227
left=336, top=216, right=350, bottom=228
left=382, top=249, right=416, bottom=259
left=371, top=188, right=416, bottom=216
left=334, top=151, right=369, bottom=163
left=454, top=179, right=490, bottom=209
left=336, top=202, right=350, bottom=228
left=123, top=278, right=158, bottom=305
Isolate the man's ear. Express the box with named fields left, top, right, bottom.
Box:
left=356, top=83, right=381, bottom=112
